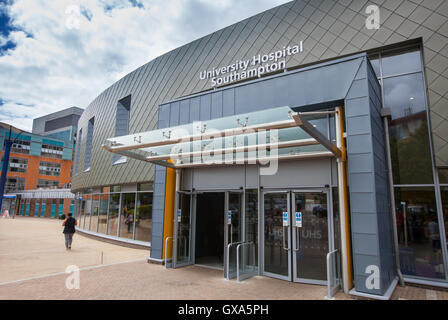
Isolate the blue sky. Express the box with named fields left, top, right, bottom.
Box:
left=0, top=0, right=290, bottom=131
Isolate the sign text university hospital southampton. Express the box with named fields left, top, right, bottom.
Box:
left=71, top=1, right=448, bottom=299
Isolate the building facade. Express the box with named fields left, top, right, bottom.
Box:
left=1, top=107, right=82, bottom=217
left=71, top=0, right=448, bottom=298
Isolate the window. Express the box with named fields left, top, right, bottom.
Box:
left=38, top=161, right=61, bottom=176
left=383, top=73, right=434, bottom=184
left=120, top=193, right=136, bottom=239
left=113, top=95, right=131, bottom=165
left=74, top=129, right=82, bottom=175
left=37, top=179, right=59, bottom=189
left=381, top=49, right=422, bottom=77
left=107, top=193, right=120, bottom=236
left=5, top=177, right=25, bottom=193
left=41, top=144, right=63, bottom=159
left=10, top=139, right=30, bottom=154
left=395, top=187, right=445, bottom=279
left=135, top=192, right=153, bottom=242
left=137, top=182, right=153, bottom=191
left=84, top=117, right=94, bottom=171
left=439, top=169, right=448, bottom=184
left=8, top=158, right=28, bottom=173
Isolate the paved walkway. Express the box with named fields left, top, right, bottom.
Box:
left=0, top=217, right=447, bottom=300
left=0, top=217, right=148, bottom=283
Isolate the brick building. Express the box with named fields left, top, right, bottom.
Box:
left=1, top=107, right=83, bottom=217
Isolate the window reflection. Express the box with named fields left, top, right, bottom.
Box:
left=135, top=192, right=153, bottom=242
left=442, top=187, right=448, bottom=254
left=85, top=195, right=92, bottom=230
left=384, top=73, right=433, bottom=184
left=90, top=194, right=100, bottom=232
left=120, top=193, right=136, bottom=239
left=368, top=55, right=381, bottom=78
left=98, top=194, right=109, bottom=234
left=439, top=169, right=448, bottom=184
left=395, top=187, right=445, bottom=279
left=107, top=193, right=120, bottom=236
left=382, top=49, right=422, bottom=77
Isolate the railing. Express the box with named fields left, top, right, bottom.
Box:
left=237, top=242, right=257, bottom=282
left=226, top=241, right=244, bottom=280
left=326, top=249, right=341, bottom=299
left=164, top=236, right=173, bottom=269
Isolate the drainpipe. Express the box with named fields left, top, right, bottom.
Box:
left=381, top=108, right=405, bottom=287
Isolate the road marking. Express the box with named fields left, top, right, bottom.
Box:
left=0, top=258, right=148, bottom=286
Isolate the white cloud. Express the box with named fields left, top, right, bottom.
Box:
left=0, top=0, right=290, bottom=132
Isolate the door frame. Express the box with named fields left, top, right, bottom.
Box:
left=173, top=191, right=195, bottom=268
left=261, top=188, right=334, bottom=285
left=291, top=189, right=332, bottom=285
left=261, top=190, right=292, bottom=281
left=224, top=190, right=245, bottom=279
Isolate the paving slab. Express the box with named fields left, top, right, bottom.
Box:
left=1, top=217, right=447, bottom=300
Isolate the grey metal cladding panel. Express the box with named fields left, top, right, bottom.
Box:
left=179, top=100, right=190, bottom=125
left=190, top=97, right=201, bottom=122
left=211, top=91, right=223, bottom=119
left=222, top=89, right=235, bottom=117
left=169, top=102, right=180, bottom=127
left=158, top=105, right=170, bottom=129
left=200, top=94, right=212, bottom=121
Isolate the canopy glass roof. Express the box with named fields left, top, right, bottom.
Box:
left=103, top=106, right=341, bottom=168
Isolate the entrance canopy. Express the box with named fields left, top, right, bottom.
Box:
left=102, top=106, right=342, bottom=169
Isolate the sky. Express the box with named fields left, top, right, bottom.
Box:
left=0, top=0, right=290, bottom=132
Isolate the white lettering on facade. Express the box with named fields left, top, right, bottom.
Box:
left=200, top=42, right=304, bottom=87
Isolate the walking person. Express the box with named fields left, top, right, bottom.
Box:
left=2, top=209, right=9, bottom=219
left=62, top=212, right=77, bottom=250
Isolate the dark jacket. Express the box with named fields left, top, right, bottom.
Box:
left=63, top=217, right=76, bottom=234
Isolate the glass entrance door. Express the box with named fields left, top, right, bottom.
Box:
left=263, top=192, right=291, bottom=281
left=262, top=190, right=330, bottom=284
left=292, top=192, right=329, bottom=284
left=174, top=192, right=194, bottom=267
left=225, top=191, right=243, bottom=278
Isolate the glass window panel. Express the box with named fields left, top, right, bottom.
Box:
left=368, top=54, right=381, bottom=78
left=442, top=187, right=448, bottom=256
left=120, top=193, right=136, bottom=239
left=439, top=169, right=448, bottom=184
left=382, top=49, right=422, bottom=77
left=80, top=196, right=86, bottom=228
left=90, top=195, right=100, bottom=232
left=107, top=193, right=120, bottom=236
left=245, top=189, right=258, bottom=272
left=138, top=183, right=153, bottom=191
left=384, top=73, right=434, bottom=184
left=135, top=192, right=153, bottom=242
left=84, top=195, right=92, bottom=230
left=98, top=194, right=109, bottom=234
left=395, top=187, right=445, bottom=279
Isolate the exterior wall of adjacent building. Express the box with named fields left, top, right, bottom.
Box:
left=71, top=0, right=448, bottom=293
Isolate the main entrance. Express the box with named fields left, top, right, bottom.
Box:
left=262, top=190, right=330, bottom=285
left=195, top=192, right=225, bottom=268
left=173, top=190, right=246, bottom=273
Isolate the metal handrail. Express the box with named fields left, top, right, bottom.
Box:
left=326, top=249, right=340, bottom=299
left=226, top=241, right=244, bottom=280
left=164, top=237, right=173, bottom=269
left=236, top=242, right=256, bottom=282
